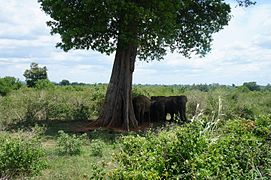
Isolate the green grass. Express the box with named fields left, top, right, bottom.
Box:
left=1, top=84, right=271, bottom=179
left=34, top=141, right=117, bottom=180
left=24, top=126, right=122, bottom=180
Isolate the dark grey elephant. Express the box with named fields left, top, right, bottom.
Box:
left=151, top=95, right=188, bottom=123
left=132, top=95, right=151, bottom=124
left=150, top=98, right=166, bottom=123
left=171, top=96, right=188, bottom=122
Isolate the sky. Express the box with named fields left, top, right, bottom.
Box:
left=0, top=1, right=271, bottom=85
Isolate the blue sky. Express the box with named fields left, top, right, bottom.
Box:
left=0, top=1, right=271, bottom=85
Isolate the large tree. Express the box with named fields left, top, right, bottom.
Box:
left=38, top=0, right=255, bottom=130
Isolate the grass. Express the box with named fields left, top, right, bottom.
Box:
left=31, top=127, right=120, bottom=180
left=1, top=84, right=271, bottom=179
left=34, top=144, right=116, bottom=180
left=1, top=120, right=121, bottom=179
left=2, top=116, right=271, bottom=179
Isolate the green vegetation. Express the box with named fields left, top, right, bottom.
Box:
left=59, top=79, right=70, bottom=86
left=110, top=116, right=271, bottom=179
left=0, top=127, right=47, bottom=179
left=0, top=76, right=22, bottom=96
left=0, top=84, right=106, bottom=128
left=56, top=130, right=88, bottom=156
left=0, top=83, right=270, bottom=179
left=23, top=62, right=48, bottom=87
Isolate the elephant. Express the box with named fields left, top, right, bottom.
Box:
left=150, top=98, right=166, bottom=123
left=151, top=95, right=188, bottom=123
left=171, top=95, right=188, bottom=123
left=132, top=95, right=151, bottom=124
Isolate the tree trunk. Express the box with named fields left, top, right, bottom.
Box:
left=93, top=44, right=138, bottom=131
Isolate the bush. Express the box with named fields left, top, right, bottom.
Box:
left=72, top=103, right=91, bottom=121
left=56, top=130, right=88, bottom=155
left=109, top=123, right=207, bottom=179
left=90, top=139, right=106, bottom=157
left=109, top=117, right=271, bottom=179
left=0, top=76, right=22, bottom=96
left=0, top=131, right=47, bottom=179
left=193, top=117, right=271, bottom=179
left=34, top=79, right=55, bottom=90
left=253, top=114, right=271, bottom=139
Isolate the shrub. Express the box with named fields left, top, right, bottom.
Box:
left=0, top=131, right=47, bottom=179
left=0, top=76, right=22, bottom=96
left=236, top=105, right=255, bottom=120
left=56, top=130, right=88, bottom=155
left=253, top=114, right=271, bottom=139
left=109, top=117, right=271, bottom=179
left=90, top=139, right=106, bottom=157
left=89, top=162, right=107, bottom=179
left=72, top=103, right=91, bottom=121
left=193, top=117, right=271, bottom=179
left=34, top=79, right=55, bottom=90
left=110, top=122, right=208, bottom=179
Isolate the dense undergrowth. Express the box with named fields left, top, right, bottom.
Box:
left=109, top=115, right=271, bottom=179
left=0, top=84, right=271, bottom=179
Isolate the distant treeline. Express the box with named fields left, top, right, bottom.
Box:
left=0, top=75, right=270, bottom=97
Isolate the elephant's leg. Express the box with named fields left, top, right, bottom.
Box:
left=169, top=112, right=174, bottom=122
left=163, top=113, right=167, bottom=125
left=134, top=108, right=140, bottom=123
left=180, top=106, right=188, bottom=122
left=147, top=112, right=150, bottom=123
left=140, top=108, right=144, bottom=124
left=182, top=106, right=187, bottom=122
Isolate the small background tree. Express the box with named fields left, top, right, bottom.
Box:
left=59, top=79, right=70, bottom=86
left=243, top=82, right=260, bottom=91
left=23, top=63, right=48, bottom=87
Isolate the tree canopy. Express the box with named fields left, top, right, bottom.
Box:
left=23, top=62, right=48, bottom=87
left=38, top=0, right=236, bottom=61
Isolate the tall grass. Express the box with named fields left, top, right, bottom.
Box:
left=1, top=84, right=270, bottom=129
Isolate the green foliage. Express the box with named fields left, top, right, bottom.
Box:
left=253, top=114, right=271, bottom=139
left=0, top=130, right=47, bottom=179
left=59, top=79, right=70, bottom=86
left=110, top=123, right=208, bottom=179
left=89, top=163, right=107, bottom=180
left=72, top=103, right=91, bottom=121
left=265, top=84, right=271, bottom=91
left=34, top=79, right=55, bottom=90
left=243, top=81, right=261, bottom=91
left=56, top=130, right=88, bottom=155
left=23, top=62, right=48, bottom=87
left=110, top=116, right=271, bottom=179
left=0, top=86, right=106, bottom=126
left=90, top=139, right=106, bottom=157
left=38, top=0, right=232, bottom=61
left=0, top=76, right=22, bottom=96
